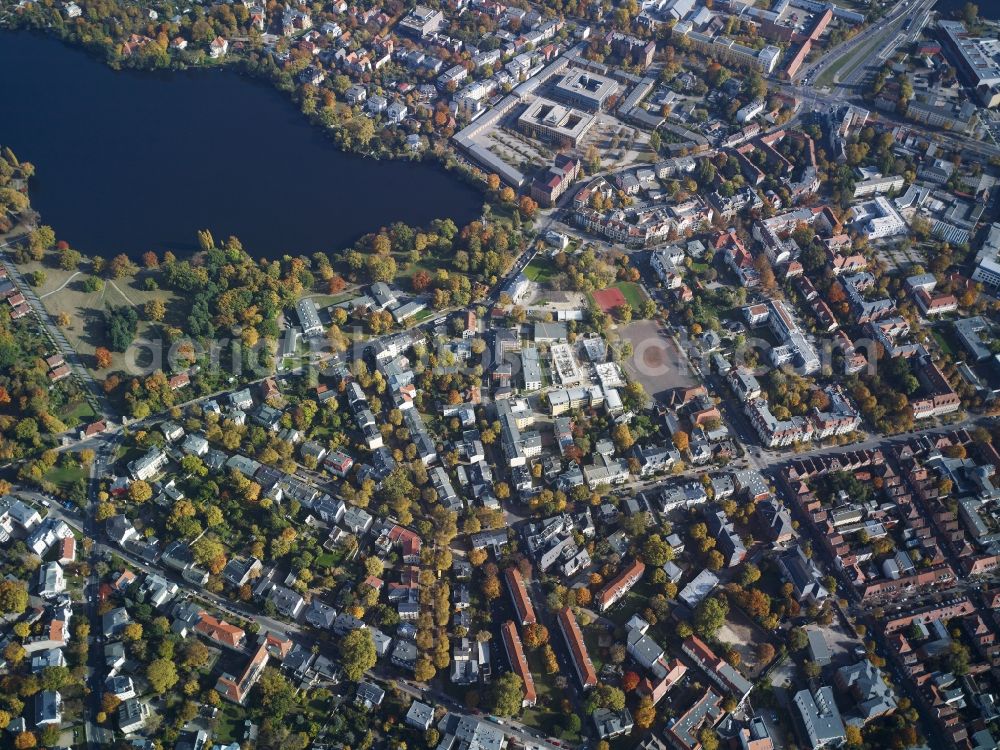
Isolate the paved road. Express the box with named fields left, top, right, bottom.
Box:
left=794, top=0, right=933, bottom=86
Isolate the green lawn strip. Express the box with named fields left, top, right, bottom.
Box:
left=213, top=702, right=246, bottom=743
left=59, top=399, right=98, bottom=428
left=307, top=292, right=354, bottom=307
left=581, top=625, right=606, bottom=673
left=932, top=329, right=955, bottom=357
left=315, top=552, right=339, bottom=568
left=817, top=25, right=892, bottom=87
left=414, top=308, right=437, bottom=322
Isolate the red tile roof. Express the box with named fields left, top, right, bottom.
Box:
left=58, top=536, right=76, bottom=562
left=265, top=632, right=293, bottom=659
left=195, top=614, right=246, bottom=648
left=505, top=568, right=536, bottom=626
left=558, top=607, right=596, bottom=688
left=83, top=420, right=107, bottom=437
left=216, top=641, right=269, bottom=703
left=596, top=559, right=645, bottom=611
left=501, top=621, right=536, bottom=706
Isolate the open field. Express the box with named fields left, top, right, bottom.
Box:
left=19, top=258, right=177, bottom=374
left=524, top=256, right=557, bottom=283
left=58, top=399, right=99, bottom=429
left=612, top=281, right=647, bottom=309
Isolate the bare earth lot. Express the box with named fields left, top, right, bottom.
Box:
left=715, top=607, right=775, bottom=680
left=618, top=319, right=698, bottom=402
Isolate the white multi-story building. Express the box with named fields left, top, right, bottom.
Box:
left=972, top=222, right=1000, bottom=290
left=851, top=197, right=907, bottom=240
left=736, top=99, right=765, bottom=124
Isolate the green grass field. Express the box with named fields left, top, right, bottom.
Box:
left=414, top=308, right=436, bottom=322
left=524, top=257, right=557, bottom=283
left=59, top=400, right=98, bottom=428
left=44, top=464, right=87, bottom=492
left=212, top=702, right=246, bottom=743
left=315, top=552, right=338, bottom=568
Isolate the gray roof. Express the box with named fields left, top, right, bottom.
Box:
left=407, top=700, right=435, bottom=727
left=356, top=681, right=385, bottom=707
left=534, top=321, right=567, bottom=341
left=807, top=629, right=831, bottom=662
left=793, top=687, right=846, bottom=750
left=836, top=660, right=897, bottom=722
left=436, top=713, right=506, bottom=750
left=35, top=690, right=62, bottom=725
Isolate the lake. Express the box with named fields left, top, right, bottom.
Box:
left=933, top=0, right=999, bottom=20
left=0, top=32, right=482, bottom=258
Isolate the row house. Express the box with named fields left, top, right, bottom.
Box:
left=596, top=559, right=645, bottom=612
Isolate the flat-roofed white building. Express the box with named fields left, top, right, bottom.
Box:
left=518, top=98, right=597, bottom=148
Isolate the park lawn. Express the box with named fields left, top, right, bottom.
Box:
left=21, top=256, right=178, bottom=374
left=524, top=257, right=557, bottom=283
left=392, top=254, right=448, bottom=282
left=44, top=464, right=87, bottom=492
left=315, top=552, right=339, bottom=568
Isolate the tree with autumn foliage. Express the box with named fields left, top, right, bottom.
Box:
left=144, top=298, right=166, bottom=321
left=129, top=480, right=152, bottom=503
left=518, top=196, right=538, bottom=219
left=482, top=575, right=501, bottom=600
left=327, top=273, right=347, bottom=294
left=94, top=347, right=113, bottom=369
left=412, top=270, right=432, bottom=292
left=634, top=695, right=656, bottom=729
left=522, top=623, right=549, bottom=649
left=755, top=642, right=775, bottom=664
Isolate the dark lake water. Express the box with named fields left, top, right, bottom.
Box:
left=0, top=32, right=482, bottom=258
left=933, top=0, right=999, bottom=20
